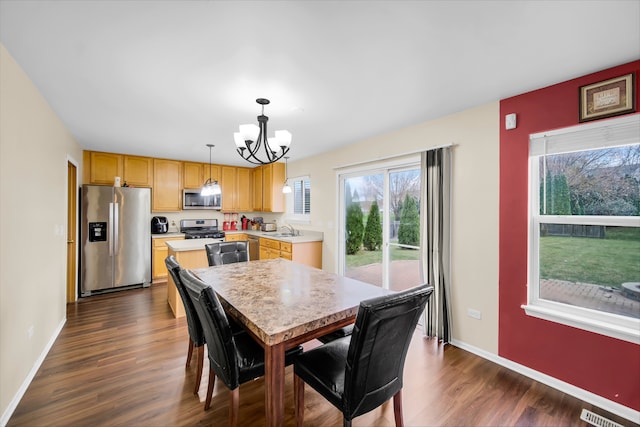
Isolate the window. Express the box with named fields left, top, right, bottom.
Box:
left=524, top=114, right=640, bottom=344
left=285, top=176, right=311, bottom=222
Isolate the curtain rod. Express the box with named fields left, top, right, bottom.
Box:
left=333, top=142, right=455, bottom=170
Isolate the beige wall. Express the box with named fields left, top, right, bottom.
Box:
left=287, top=103, right=500, bottom=352
left=0, top=44, right=83, bottom=421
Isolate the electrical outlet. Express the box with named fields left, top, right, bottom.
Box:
left=28, top=325, right=34, bottom=339
left=467, top=309, right=482, bottom=320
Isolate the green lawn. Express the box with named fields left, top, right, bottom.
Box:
left=540, top=235, right=640, bottom=288
left=345, top=230, right=639, bottom=289
left=346, top=245, right=419, bottom=268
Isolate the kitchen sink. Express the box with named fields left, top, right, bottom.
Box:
left=270, top=232, right=301, bottom=237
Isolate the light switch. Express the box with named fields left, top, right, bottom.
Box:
left=505, top=113, right=517, bottom=130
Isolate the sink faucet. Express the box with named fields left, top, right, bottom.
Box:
left=280, top=224, right=299, bottom=236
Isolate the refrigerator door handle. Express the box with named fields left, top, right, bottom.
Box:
left=108, top=202, right=114, bottom=256
left=113, top=203, right=119, bottom=256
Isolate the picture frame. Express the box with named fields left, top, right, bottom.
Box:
left=579, top=73, right=635, bottom=122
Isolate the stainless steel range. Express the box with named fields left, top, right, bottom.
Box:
left=180, top=219, right=226, bottom=240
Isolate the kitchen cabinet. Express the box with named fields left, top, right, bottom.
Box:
left=87, top=151, right=123, bottom=185
left=153, top=159, right=183, bottom=211
left=225, top=233, right=248, bottom=242
left=152, top=236, right=184, bottom=282
left=84, top=151, right=153, bottom=187
left=236, top=167, right=252, bottom=211
left=123, top=155, right=153, bottom=187
left=259, top=237, right=321, bottom=268
left=183, top=162, right=203, bottom=189
left=253, top=163, right=285, bottom=212
left=252, top=166, right=263, bottom=210
left=184, top=162, right=221, bottom=189
left=220, top=166, right=252, bottom=212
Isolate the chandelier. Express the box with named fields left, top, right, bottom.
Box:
left=234, top=98, right=291, bottom=165
left=201, top=144, right=221, bottom=196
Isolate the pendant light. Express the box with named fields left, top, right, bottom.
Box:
left=201, top=144, right=221, bottom=196
left=282, top=156, right=292, bottom=194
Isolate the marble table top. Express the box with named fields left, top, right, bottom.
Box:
left=192, top=258, right=392, bottom=346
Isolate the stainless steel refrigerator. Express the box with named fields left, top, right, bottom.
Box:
left=81, top=185, right=151, bottom=296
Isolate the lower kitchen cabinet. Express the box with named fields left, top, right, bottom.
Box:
left=259, top=237, right=321, bottom=268
left=225, top=233, right=248, bottom=242
left=152, top=236, right=184, bottom=282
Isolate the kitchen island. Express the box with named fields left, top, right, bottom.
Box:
left=165, top=238, right=223, bottom=318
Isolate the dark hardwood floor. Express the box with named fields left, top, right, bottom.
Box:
left=7, top=282, right=635, bottom=427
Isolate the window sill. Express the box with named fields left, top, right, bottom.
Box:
left=522, top=304, right=640, bottom=345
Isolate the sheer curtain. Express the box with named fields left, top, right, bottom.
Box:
left=420, top=147, right=452, bottom=342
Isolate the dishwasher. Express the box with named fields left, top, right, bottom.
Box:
left=248, top=235, right=260, bottom=261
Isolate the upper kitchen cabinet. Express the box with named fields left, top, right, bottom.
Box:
left=184, top=162, right=221, bottom=189
left=86, top=151, right=123, bottom=185
left=123, top=155, right=153, bottom=187
left=252, top=166, right=263, bottom=210
left=236, top=167, right=252, bottom=211
left=153, top=159, right=182, bottom=211
left=220, top=166, right=252, bottom=212
left=183, top=162, right=203, bottom=189
left=84, top=151, right=152, bottom=187
left=254, top=162, right=285, bottom=212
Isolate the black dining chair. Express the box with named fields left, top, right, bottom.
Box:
left=165, top=255, right=245, bottom=395
left=205, top=241, right=249, bottom=266
left=165, top=255, right=206, bottom=394
left=179, top=268, right=303, bottom=424
left=293, top=284, right=434, bottom=427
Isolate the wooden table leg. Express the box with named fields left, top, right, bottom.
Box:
left=264, top=342, right=285, bottom=427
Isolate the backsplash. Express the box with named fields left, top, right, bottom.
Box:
left=153, top=211, right=284, bottom=233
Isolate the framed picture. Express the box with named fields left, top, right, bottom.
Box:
left=579, top=73, right=635, bottom=122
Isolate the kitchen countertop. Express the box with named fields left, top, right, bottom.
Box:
left=160, top=230, right=322, bottom=249
left=152, top=232, right=185, bottom=238
left=225, top=229, right=323, bottom=244
left=166, top=238, right=223, bottom=252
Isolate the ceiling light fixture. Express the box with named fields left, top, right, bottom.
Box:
left=201, top=144, right=221, bottom=196
left=234, top=98, right=291, bottom=165
left=282, top=156, right=292, bottom=194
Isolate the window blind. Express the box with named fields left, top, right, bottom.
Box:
left=530, top=114, right=639, bottom=157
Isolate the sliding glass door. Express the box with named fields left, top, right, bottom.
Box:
left=339, top=159, right=421, bottom=291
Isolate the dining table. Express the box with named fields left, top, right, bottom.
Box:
left=192, top=257, right=392, bottom=427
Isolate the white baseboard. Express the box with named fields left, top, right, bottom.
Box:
left=0, top=318, right=66, bottom=427
left=450, top=339, right=640, bottom=425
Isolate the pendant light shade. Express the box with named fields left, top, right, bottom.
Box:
left=201, top=144, right=221, bottom=196
left=282, top=156, right=292, bottom=194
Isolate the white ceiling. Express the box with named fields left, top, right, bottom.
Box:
left=1, top=1, right=639, bottom=166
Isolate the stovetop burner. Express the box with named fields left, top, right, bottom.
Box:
left=180, top=219, right=225, bottom=239
left=184, top=230, right=226, bottom=239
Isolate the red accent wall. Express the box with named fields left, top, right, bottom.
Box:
left=499, top=60, right=640, bottom=411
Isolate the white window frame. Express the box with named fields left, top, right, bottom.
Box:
left=336, top=155, right=420, bottom=287
left=285, top=175, right=311, bottom=224
left=523, top=114, right=640, bottom=345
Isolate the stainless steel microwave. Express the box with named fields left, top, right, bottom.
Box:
left=183, top=189, right=222, bottom=210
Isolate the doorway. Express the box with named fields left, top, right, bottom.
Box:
left=338, top=159, right=421, bottom=291
left=66, top=160, right=78, bottom=302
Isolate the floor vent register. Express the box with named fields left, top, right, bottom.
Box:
left=580, top=409, right=624, bottom=427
